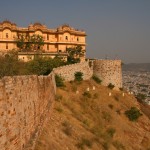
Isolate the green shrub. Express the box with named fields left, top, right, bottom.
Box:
left=92, top=75, right=102, bottom=84
left=108, top=83, right=115, bottom=89
left=82, top=119, right=90, bottom=127
left=93, top=93, right=99, bottom=99
left=136, top=93, right=146, bottom=103
left=71, top=85, right=77, bottom=92
left=112, top=140, right=125, bottom=150
left=76, top=138, right=92, bottom=149
left=102, top=111, right=112, bottom=122
left=55, top=94, right=62, bottom=101
left=114, top=96, right=119, bottom=101
left=55, top=74, right=65, bottom=87
left=74, top=71, right=83, bottom=82
left=55, top=106, right=63, bottom=113
left=91, top=125, right=103, bottom=137
left=62, top=121, right=72, bottom=136
left=125, top=107, right=142, bottom=122
left=83, top=91, right=91, bottom=98
left=26, top=57, right=66, bottom=75
left=106, top=128, right=116, bottom=138
left=103, top=142, right=110, bottom=150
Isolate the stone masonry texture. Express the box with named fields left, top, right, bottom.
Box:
left=0, top=59, right=122, bottom=150
left=53, top=61, right=93, bottom=81
left=0, top=73, right=56, bottom=150
left=93, top=60, right=122, bottom=88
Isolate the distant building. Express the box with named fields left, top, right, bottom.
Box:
left=0, top=20, right=86, bottom=61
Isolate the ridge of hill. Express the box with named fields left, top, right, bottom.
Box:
left=35, top=80, right=150, bottom=150
left=123, top=63, right=150, bottom=72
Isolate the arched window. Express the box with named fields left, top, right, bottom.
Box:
left=6, top=33, right=8, bottom=38
left=65, top=36, right=68, bottom=40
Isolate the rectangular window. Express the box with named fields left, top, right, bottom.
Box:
left=47, top=34, right=49, bottom=40
left=6, top=43, right=8, bottom=49
left=47, top=44, right=49, bottom=50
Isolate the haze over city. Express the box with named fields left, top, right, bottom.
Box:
left=0, top=0, right=150, bottom=63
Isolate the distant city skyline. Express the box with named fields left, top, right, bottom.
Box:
left=0, top=0, right=150, bottom=63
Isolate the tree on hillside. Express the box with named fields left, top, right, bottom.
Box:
left=136, top=93, right=146, bottom=103
left=26, top=57, right=66, bottom=75
left=0, top=50, right=27, bottom=78
left=66, top=45, right=85, bottom=64
left=30, top=34, right=44, bottom=51
left=16, top=34, right=26, bottom=50
left=16, top=34, right=44, bottom=52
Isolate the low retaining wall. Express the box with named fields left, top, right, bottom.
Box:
left=53, top=61, right=93, bottom=81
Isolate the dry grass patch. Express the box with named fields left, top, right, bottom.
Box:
left=35, top=79, right=150, bottom=150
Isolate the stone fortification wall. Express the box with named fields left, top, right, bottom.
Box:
left=53, top=61, right=93, bottom=81
left=93, top=60, right=122, bottom=88
left=0, top=59, right=122, bottom=150
left=0, top=73, right=56, bottom=150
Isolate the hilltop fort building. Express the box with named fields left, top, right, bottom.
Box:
left=0, top=21, right=123, bottom=150
left=0, top=20, right=86, bottom=61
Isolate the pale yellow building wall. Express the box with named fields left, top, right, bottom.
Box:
left=42, top=33, right=47, bottom=41
left=2, top=29, right=12, bottom=39
left=49, top=45, right=57, bottom=52
left=18, top=55, right=34, bottom=62
left=0, top=43, right=16, bottom=50
left=29, top=33, right=34, bottom=36
left=58, top=45, right=67, bottom=52
left=58, top=34, right=62, bottom=42
left=0, top=22, right=86, bottom=62
left=0, top=30, right=21, bottom=40
left=43, top=44, right=57, bottom=52
left=12, top=32, right=17, bottom=39
left=82, top=45, right=85, bottom=50
left=0, top=31, right=2, bottom=38
left=78, top=36, right=85, bottom=43
left=35, top=30, right=42, bottom=35
left=48, top=34, right=57, bottom=42
left=62, top=32, right=71, bottom=41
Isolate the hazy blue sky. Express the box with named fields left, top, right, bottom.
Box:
left=0, top=0, right=150, bottom=63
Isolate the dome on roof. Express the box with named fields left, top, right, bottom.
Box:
left=0, top=20, right=16, bottom=26
left=62, top=24, right=70, bottom=28
left=0, top=20, right=17, bottom=29
left=57, top=24, right=72, bottom=31
left=33, top=22, right=43, bottom=27
left=2, top=20, right=12, bottom=24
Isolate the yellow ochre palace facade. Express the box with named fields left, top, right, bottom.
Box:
left=0, top=20, right=86, bottom=61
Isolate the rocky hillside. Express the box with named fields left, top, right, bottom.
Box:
left=35, top=80, right=150, bottom=150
